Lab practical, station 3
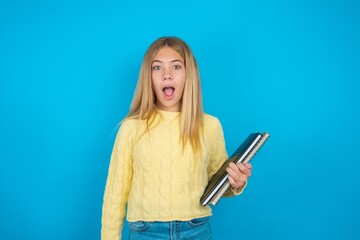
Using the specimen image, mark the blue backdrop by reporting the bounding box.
[1,0,359,239]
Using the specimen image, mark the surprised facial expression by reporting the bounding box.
[151,46,186,112]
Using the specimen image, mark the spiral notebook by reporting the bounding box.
[200,132,270,206]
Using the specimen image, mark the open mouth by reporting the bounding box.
[163,86,175,97]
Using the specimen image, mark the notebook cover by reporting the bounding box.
[200,132,262,206]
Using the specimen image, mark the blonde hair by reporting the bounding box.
[126,36,204,152]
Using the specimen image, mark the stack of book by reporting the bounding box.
[200,132,270,206]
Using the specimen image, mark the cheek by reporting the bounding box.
[152,70,162,80]
[151,74,161,90]
[178,74,186,92]
[151,73,156,84]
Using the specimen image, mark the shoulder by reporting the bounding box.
[203,113,226,150]
[203,113,222,128]
[203,113,224,135]
[120,118,140,129]
[116,118,142,139]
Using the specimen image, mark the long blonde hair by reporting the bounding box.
[126,36,204,152]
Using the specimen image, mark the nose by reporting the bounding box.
[163,67,172,80]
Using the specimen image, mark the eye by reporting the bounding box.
[173,65,182,70]
[152,65,161,70]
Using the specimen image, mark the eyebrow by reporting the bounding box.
[152,59,183,64]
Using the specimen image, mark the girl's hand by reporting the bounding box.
[226,162,252,190]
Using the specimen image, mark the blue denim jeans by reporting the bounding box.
[128,216,212,240]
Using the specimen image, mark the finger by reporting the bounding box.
[226,166,240,179]
[228,175,235,185]
[244,163,252,170]
[226,166,241,186]
[227,175,239,189]
[227,163,241,177]
[229,163,251,181]
[228,162,238,171]
[227,166,247,186]
[229,173,247,188]
[237,163,251,177]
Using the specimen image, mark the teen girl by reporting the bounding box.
[101,37,252,240]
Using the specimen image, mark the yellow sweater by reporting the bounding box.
[101,110,242,240]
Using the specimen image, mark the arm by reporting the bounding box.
[207,118,228,180]
[101,121,134,240]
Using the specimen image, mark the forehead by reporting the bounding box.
[153,46,183,62]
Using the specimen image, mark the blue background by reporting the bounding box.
[1,0,359,239]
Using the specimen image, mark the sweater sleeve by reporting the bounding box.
[101,120,134,240]
[207,117,228,179]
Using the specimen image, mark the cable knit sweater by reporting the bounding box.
[101,110,242,240]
